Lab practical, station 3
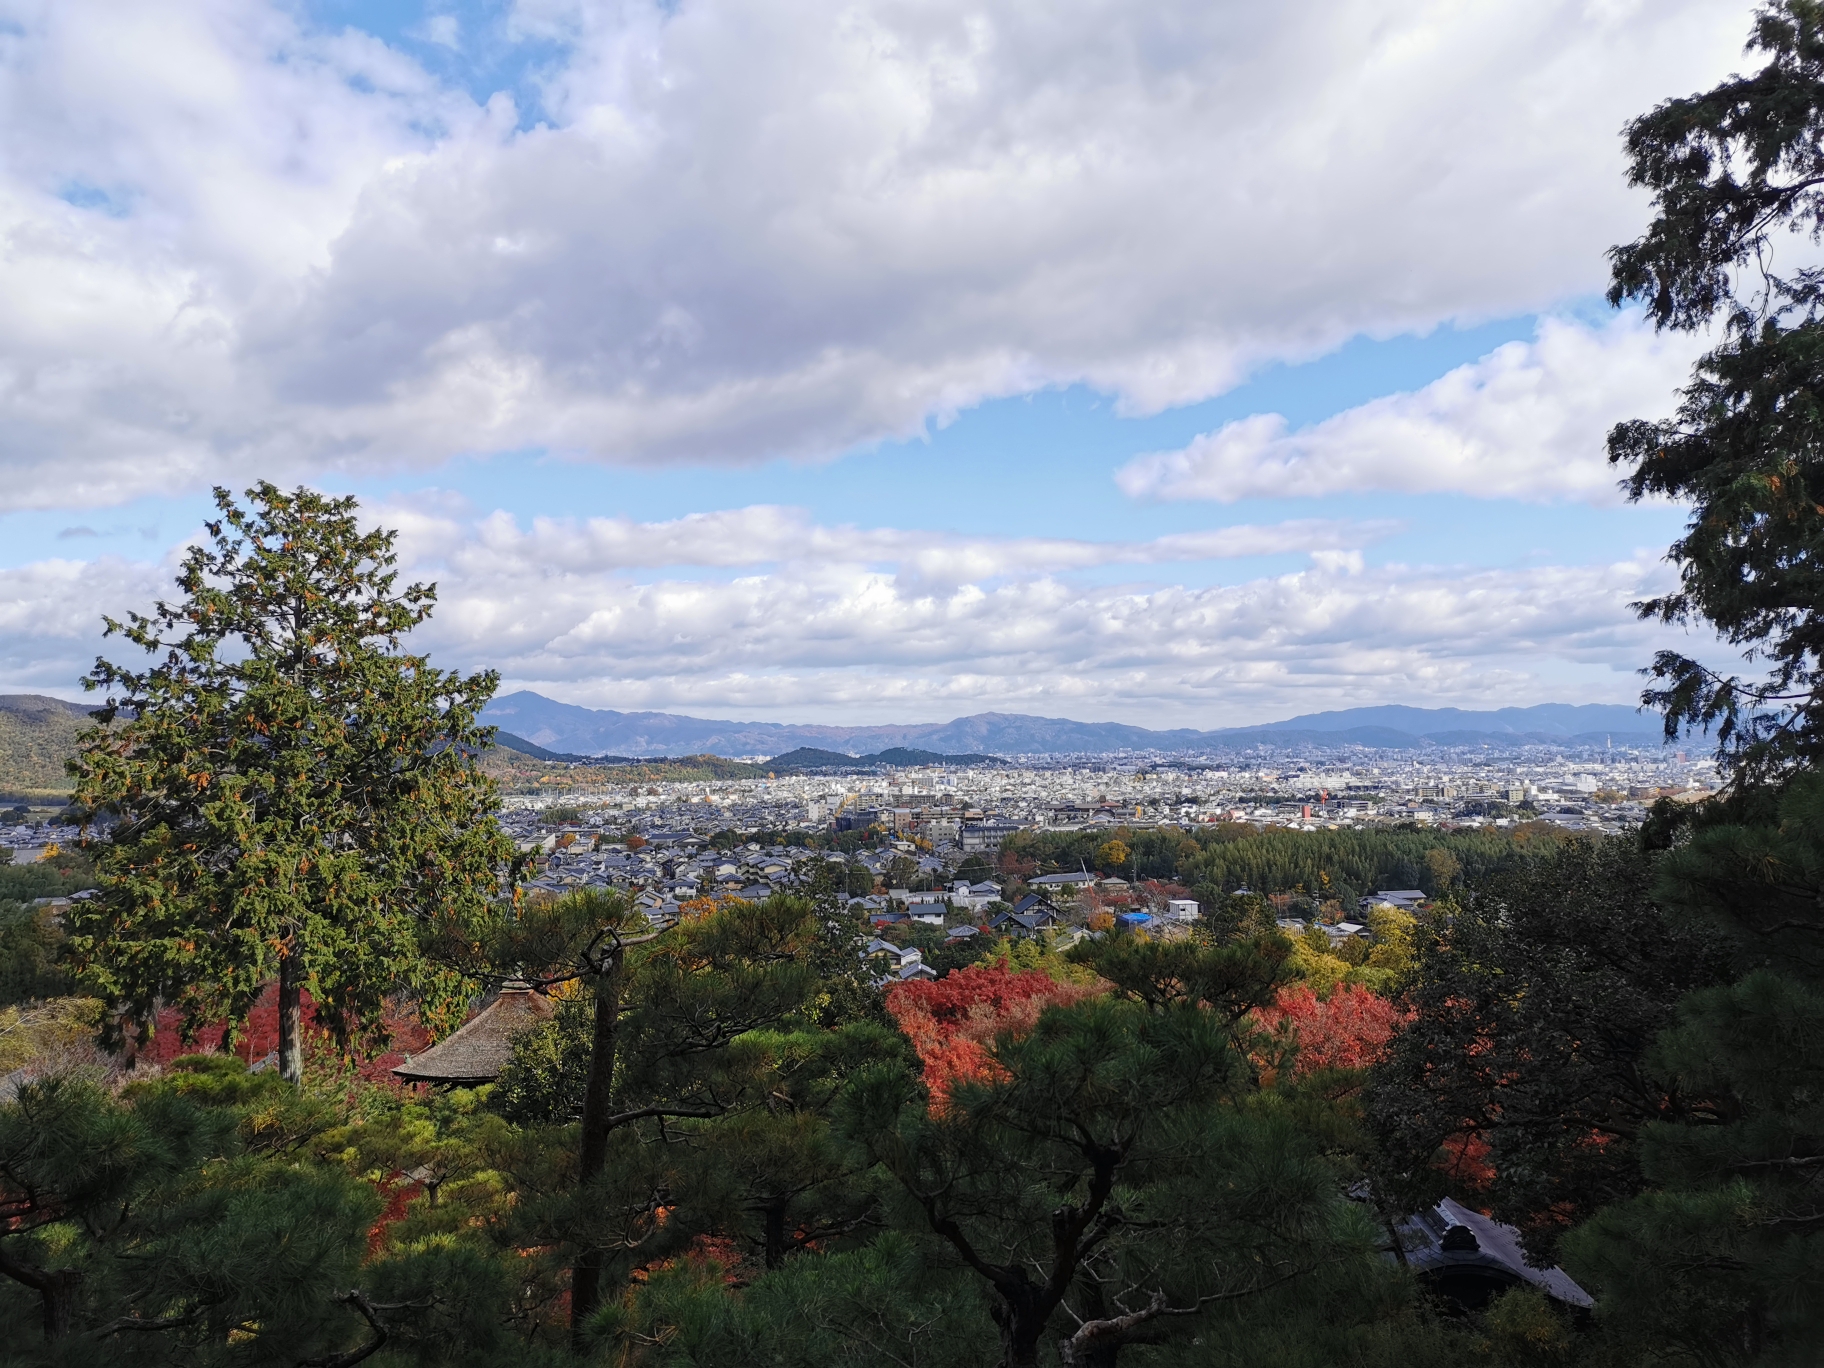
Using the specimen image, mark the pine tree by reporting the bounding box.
[843,936,1350,1368]
[0,1060,380,1359]
[65,483,513,1083]
[487,890,847,1345]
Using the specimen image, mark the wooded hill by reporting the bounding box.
[0,694,91,798]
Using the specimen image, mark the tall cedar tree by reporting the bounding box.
[65,483,513,1083]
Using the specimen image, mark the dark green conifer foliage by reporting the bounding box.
[1366,839,1735,1261]
[843,937,1350,1368]
[487,890,876,1346]
[0,1059,379,1361]
[1606,0,1824,777]
[1561,972,1824,1362]
[65,483,513,1083]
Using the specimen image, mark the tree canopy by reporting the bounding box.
[65,483,512,1083]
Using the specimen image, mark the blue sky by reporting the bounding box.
[0,310,1686,583]
[0,0,1753,725]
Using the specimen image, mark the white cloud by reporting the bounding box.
[1115,315,1708,504]
[0,506,1695,724]
[408,548,1690,725]
[382,504,1398,586]
[0,554,170,692]
[0,0,1753,507]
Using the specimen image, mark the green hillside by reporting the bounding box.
[0,695,92,798]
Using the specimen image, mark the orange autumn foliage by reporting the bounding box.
[1252,983,1406,1076]
[886,965,1102,1107]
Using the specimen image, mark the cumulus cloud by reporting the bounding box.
[407,549,1689,724]
[0,505,1694,723]
[1115,315,1708,505]
[3,492,1707,729]
[0,0,1752,507]
[0,554,170,691]
[380,504,1398,586]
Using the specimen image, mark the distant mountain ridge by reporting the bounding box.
[0,692,1675,796]
[479,691,1669,758]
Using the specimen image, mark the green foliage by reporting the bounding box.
[485,890,889,1340]
[1643,770,1824,980]
[844,861,874,897]
[1560,971,1824,1363]
[65,483,515,1076]
[0,1059,384,1363]
[0,853,97,1009]
[843,987,1367,1368]
[0,695,90,797]
[0,904,71,1005]
[1605,0,1824,775]
[1002,823,1566,913]
[955,854,994,884]
[1368,837,1736,1260]
[610,1231,997,1368]
[0,851,97,905]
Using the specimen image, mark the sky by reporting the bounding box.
[0,0,1765,727]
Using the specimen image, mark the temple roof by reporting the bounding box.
[391,986,555,1085]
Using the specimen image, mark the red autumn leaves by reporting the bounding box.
[886,963,1405,1108]
[885,965,1099,1106]
[1253,983,1405,1074]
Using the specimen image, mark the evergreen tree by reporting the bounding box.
[843,937,1345,1368]
[1366,838,1735,1261]
[1606,0,1824,778]
[488,890,858,1345]
[66,483,512,1083]
[0,1059,380,1360]
[1367,10,1824,1357]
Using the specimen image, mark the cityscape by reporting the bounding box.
[0,1,1817,1362]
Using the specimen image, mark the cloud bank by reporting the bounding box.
[0,0,1749,508]
[0,504,1691,726]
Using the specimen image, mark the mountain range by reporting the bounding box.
[478,692,1671,758]
[0,692,1678,797]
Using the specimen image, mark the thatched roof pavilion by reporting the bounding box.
[391,986,554,1086]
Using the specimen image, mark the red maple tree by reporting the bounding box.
[1252,983,1405,1076]
[886,965,1101,1107]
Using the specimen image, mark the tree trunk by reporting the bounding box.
[569,950,626,1346]
[993,1287,1048,1368]
[0,1247,82,1341]
[762,1197,789,1270]
[39,1267,80,1341]
[278,939,305,1086]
